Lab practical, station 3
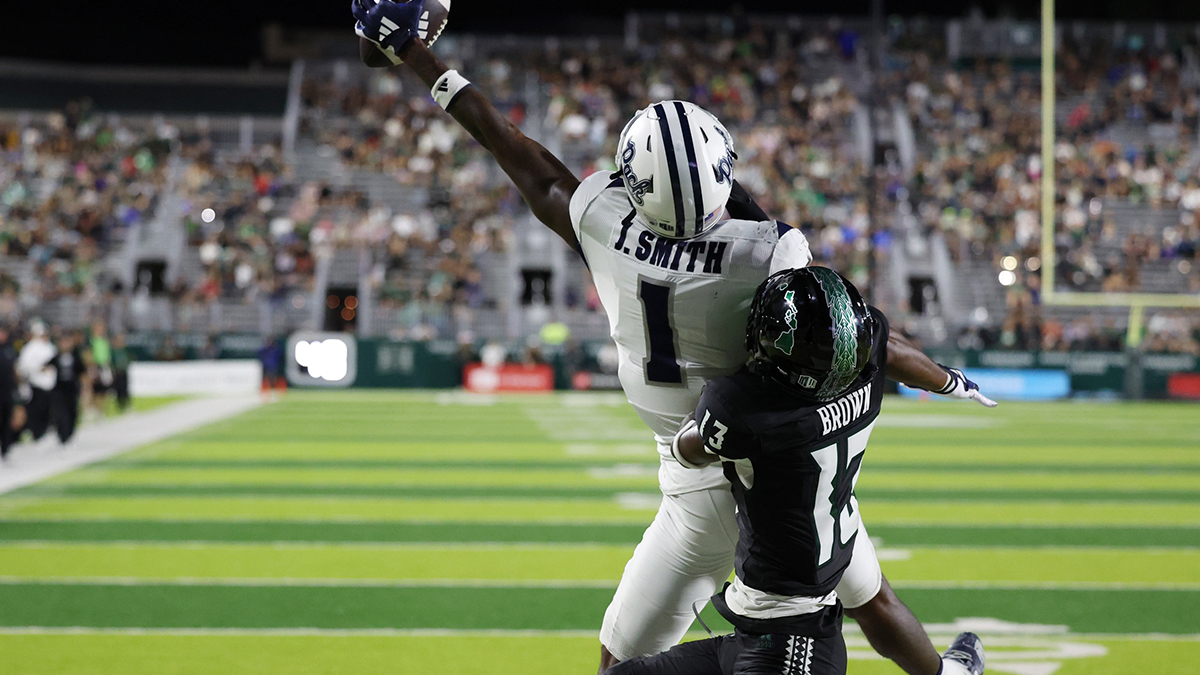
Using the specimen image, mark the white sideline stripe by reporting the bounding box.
[890,580,1200,591]
[0,576,1196,592]
[0,576,619,589]
[0,541,632,551]
[0,627,600,638]
[0,396,264,495]
[0,515,657,525]
[0,627,1197,642]
[0,539,625,548]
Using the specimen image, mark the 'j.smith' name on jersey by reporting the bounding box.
[613,216,730,274]
[816,382,873,436]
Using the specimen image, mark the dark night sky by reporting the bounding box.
[4,0,1200,67]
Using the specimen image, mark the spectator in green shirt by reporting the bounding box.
[88,320,114,418]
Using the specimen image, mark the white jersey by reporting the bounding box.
[570,171,812,493]
[17,337,57,392]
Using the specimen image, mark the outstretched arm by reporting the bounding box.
[887,332,998,407]
[397,39,580,250]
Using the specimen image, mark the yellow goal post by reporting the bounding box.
[1038,0,1200,348]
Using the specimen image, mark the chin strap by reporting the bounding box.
[691,599,715,638]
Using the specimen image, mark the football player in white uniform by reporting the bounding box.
[355,5,997,675]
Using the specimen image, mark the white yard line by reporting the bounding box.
[0,576,621,588]
[0,396,263,495]
[0,575,1195,592]
[0,626,1196,642]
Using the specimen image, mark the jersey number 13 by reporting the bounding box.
[812,423,873,566]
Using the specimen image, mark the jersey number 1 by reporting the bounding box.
[639,279,683,384]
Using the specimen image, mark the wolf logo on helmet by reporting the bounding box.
[712,126,735,185]
[620,141,655,206]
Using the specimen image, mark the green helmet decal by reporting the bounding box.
[773,289,798,355]
[810,268,860,399]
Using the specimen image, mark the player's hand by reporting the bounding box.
[933,365,998,408]
[353,0,426,65]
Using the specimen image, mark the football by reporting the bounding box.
[359,0,452,67]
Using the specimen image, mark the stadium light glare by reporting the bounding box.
[1026,257,1042,272]
[1002,256,1018,271]
[998,270,1017,287]
[201,208,216,223]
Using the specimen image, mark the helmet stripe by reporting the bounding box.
[652,103,686,237]
[673,101,705,234]
[809,268,860,399]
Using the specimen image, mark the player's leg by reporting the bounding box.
[0,399,13,460]
[605,634,737,675]
[844,576,941,675]
[27,389,50,440]
[599,486,739,671]
[838,521,966,675]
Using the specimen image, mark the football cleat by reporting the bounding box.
[942,631,985,675]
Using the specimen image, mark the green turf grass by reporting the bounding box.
[3,392,1200,674]
[19,483,1200,502]
[1,583,1198,634]
[0,543,1196,587]
[5,520,1198,547]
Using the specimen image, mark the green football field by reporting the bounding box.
[0,390,1197,675]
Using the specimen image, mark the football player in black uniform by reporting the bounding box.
[608,267,988,675]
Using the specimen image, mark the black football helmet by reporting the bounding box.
[746,267,877,401]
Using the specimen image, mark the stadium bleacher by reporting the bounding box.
[0,15,1197,354]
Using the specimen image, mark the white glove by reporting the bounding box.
[933,365,998,408]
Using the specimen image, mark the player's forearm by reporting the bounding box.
[397,40,580,243]
[672,425,719,467]
[884,333,951,392]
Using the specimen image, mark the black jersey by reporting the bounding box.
[696,308,889,621]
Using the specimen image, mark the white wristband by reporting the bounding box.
[431,69,471,111]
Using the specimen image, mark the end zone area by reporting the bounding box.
[0,391,1197,674]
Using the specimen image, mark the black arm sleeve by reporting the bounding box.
[869,306,891,371]
[725,180,770,222]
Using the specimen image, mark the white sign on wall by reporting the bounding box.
[129,360,263,397]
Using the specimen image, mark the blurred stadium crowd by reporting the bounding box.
[1,18,1198,355]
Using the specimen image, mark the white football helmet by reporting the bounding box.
[615,100,737,239]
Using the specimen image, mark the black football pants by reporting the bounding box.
[50,386,79,444]
[24,388,51,440]
[606,629,846,675]
[0,398,12,459]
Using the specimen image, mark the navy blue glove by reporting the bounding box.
[932,364,998,407]
[354,0,427,65]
